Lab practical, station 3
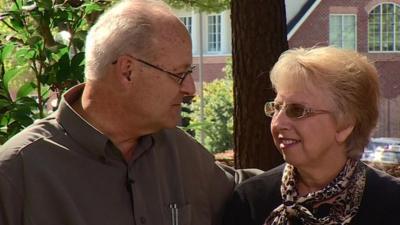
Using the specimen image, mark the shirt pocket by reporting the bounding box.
[165,203,191,225]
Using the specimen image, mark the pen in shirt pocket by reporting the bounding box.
[169,203,179,225]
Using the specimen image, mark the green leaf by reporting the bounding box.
[56,53,71,81]
[1,43,15,60]
[71,52,85,67]
[11,0,21,11]
[16,82,35,98]
[71,52,85,82]
[27,35,42,47]
[3,67,23,92]
[0,99,10,109]
[84,3,103,14]
[40,85,51,99]
[71,37,84,50]
[0,89,10,100]
[16,96,38,107]
[15,48,29,61]
[36,0,53,10]
[165,0,229,13]
[10,112,33,127]
[54,46,69,59]
[0,112,12,126]
[9,16,24,31]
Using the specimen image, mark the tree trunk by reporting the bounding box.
[231,0,288,170]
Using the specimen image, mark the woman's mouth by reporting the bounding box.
[279,138,300,149]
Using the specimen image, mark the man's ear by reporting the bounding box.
[115,55,133,82]
[336,123,355,143]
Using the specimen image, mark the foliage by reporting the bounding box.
[0,0,111,143]
[165,0,229,13]
[183,58,233,153]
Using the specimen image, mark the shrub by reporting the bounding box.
[183,59,233,153]
[0,0,109,143]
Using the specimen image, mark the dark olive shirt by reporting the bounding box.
[0,84,235,225]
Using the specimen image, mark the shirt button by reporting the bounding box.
[140,217,146,224]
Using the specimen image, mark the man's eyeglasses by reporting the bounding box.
[264,101,330,119]
[112,55,195,85]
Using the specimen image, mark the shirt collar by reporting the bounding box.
[55,84,109,158]
[132,135,154,162]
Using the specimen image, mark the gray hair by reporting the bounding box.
[84,0,172,80]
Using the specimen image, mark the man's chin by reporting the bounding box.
[162,118,180,129]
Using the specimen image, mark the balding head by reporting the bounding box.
[84,0,189,80]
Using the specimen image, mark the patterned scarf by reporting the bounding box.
[264,159,366,225]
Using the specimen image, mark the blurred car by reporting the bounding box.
[361,137,400,163]
[371,150,400,165]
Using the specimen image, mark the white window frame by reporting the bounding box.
[207,14,222,53]
[329,14,357,50]
[368,3,400,53]
[179,16,192,36]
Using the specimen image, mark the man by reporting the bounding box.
[0,1,255,225]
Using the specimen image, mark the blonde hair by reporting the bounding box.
[84,0,172,80]
[270,46,380,159]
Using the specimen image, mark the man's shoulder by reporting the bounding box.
[156,127,213,157]
[0,116,61,161]
[158,127,199,143]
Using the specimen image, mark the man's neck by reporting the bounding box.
[71,87,142,161]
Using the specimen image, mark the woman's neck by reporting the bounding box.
[296,156,348,196]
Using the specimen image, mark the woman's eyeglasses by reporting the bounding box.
[264,101,330,119]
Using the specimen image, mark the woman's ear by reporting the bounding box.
[336,123,355,143]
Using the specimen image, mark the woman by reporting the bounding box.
[223,46,400,225]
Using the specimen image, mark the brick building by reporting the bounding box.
[172,1,400,137]
[172,0,308,92]
[288,0,400,137]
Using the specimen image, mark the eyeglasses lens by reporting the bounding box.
[264,102,276,117]
[264,102,307,119]
[286,104,306,118]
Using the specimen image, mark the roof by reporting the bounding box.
[286,0,321,39]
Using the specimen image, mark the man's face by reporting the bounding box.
[126,25,195,132]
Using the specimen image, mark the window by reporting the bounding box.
[368,3,400,52]
[207,15,222,52]
[179,16,192,35]
[329,14,356,50]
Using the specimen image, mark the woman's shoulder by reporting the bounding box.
[362,164,400,205]
[365,164,400,191]
[353,165,400,224]
[223,164,285,225]
[362,164,400,204]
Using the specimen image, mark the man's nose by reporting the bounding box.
[180,74,196,96]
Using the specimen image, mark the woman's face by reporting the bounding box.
[270,84,350,170]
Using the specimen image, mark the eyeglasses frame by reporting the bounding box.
[112,54,195,85]
[264,101,330,119]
